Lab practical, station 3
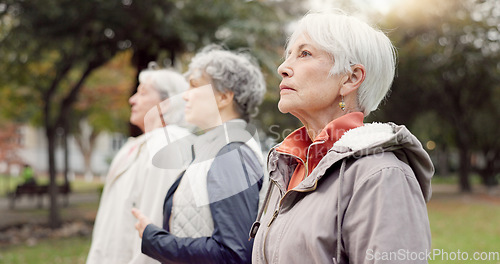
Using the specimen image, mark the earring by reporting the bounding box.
[339,96,346,111]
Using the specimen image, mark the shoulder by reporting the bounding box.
[216,142,256,158]
[207,142,263,203]
[347,152,418,192]
[211,142,262,174]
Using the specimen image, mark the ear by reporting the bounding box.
[340,64,366,96]
[216,90,235,109]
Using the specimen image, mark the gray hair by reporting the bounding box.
[138,67,189,125]
[287,9,397,116]
[185,45,266,122]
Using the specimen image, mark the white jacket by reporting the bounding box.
[86,125,192,264]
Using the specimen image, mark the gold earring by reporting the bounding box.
[339,96,346,111]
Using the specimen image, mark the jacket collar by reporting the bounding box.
[275,112,364,163]
[268,122,434,202]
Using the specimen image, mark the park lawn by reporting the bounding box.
[427,194,500,263]
[0,192,499,263]
[0,236,90,264]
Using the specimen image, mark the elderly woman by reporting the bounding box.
[132,45,266,264]
[87,67,192,264]
[250,10,434,264]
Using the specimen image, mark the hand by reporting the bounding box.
[131,208,152,238]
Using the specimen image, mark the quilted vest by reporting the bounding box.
[169,120,263,238]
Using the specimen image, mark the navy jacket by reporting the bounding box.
[142,142,263,264]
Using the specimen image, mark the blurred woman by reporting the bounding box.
[132,45,266,264]
[250,10,434,264]
[87,67,191,264]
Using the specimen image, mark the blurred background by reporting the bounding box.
[0,0,498,263]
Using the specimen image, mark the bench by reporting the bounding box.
[8,183,71,209]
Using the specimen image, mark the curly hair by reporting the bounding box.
[185,45,266,122]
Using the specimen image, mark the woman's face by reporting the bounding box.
[183,71,223,129]
[129,79,163,132]
[277,34,344,119]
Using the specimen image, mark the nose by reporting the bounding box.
[277,59,292,78]
[182,90,189,102]
[129,92,137,105]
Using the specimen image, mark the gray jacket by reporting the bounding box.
[251,123,434,264]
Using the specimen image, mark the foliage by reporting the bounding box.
[73,51,135,136]
[0,123,23,166]
[0,0,307,228]
[0,0,149,228]
[377,0,500,191]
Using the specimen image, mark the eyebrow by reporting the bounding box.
[287,43,314,56]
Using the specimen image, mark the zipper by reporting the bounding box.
[305,140,325,179]
[261,143,325,263]
[262,180,282,264]
[275,140,325,180]
[267,209,279,227]
[261,178,321,264]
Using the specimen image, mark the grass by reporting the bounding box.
[0,236,90,264]
[0,186,498,263]
[431,173,484,185]
[427,194,500,263]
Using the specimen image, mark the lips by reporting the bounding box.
[280,84,295,90]
[279,84,296,92]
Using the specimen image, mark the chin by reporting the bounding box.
[130,117,139,127]
[185,117,199,128]
[277,101,292,114]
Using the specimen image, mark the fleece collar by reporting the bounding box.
[275,112,364,163]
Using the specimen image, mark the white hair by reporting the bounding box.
[287,9,397,116]
[185,45,266,122]
[138,68,188,125]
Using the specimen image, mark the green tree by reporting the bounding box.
[0,0,304,228]
[379,0,500,191]
[71,51,135,178]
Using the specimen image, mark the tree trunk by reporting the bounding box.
[458,146,472,193]
[63,127,69,186]
[46,126,62,229]
[74,121,99,181]
[437,146,450,177]
[480,150,499,187]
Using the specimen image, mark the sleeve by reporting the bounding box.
[342,166,432,264]
[141,143,263,264]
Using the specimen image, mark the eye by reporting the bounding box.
[189,80,200,89]
[299,50,311,57]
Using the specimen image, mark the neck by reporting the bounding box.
[219,106,242,123]
[294,109,361,141]
[302,119,331,141]
[291,110,341,141]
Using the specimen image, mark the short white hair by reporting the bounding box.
[287,9,396,116]
[139,68,188,125]
[185,45,266,122]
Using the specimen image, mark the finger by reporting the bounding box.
[135,222,143,238]
[131,208,141,219]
